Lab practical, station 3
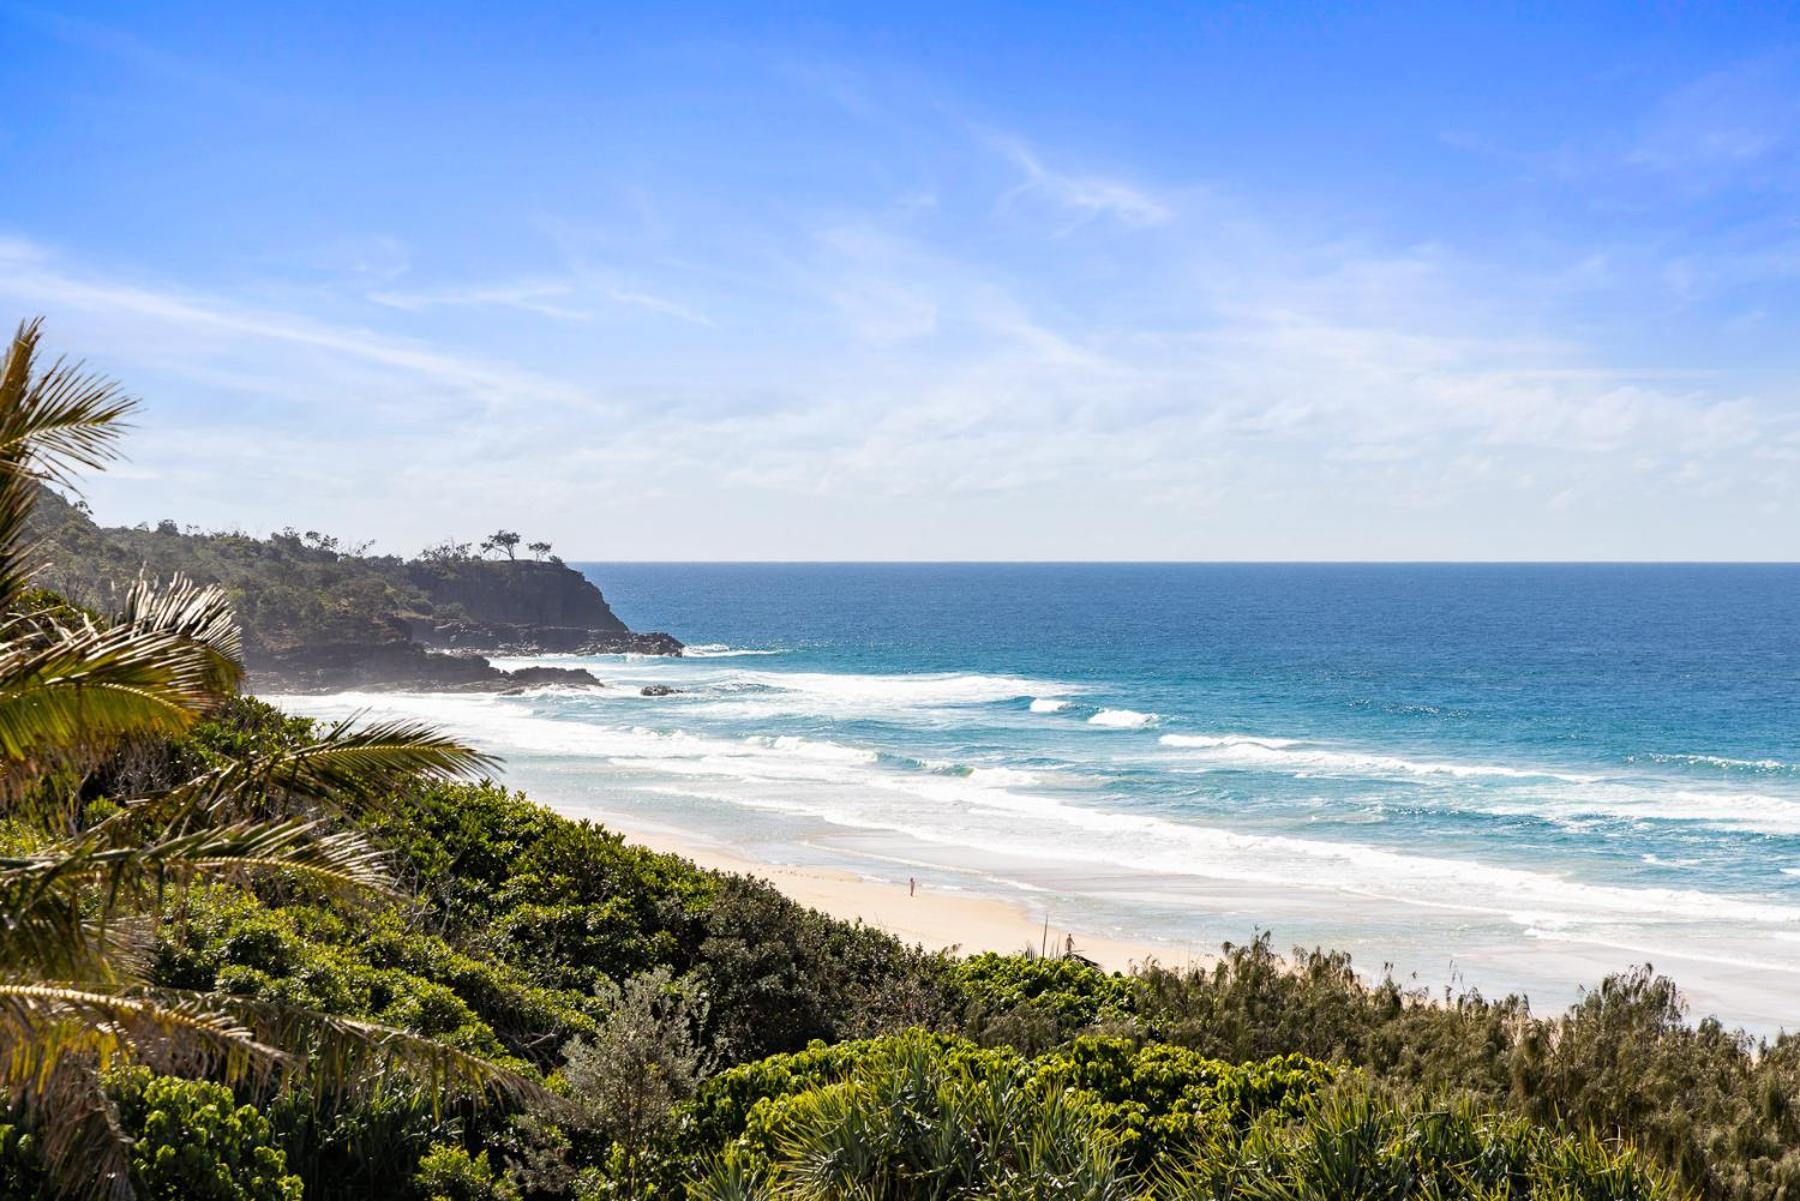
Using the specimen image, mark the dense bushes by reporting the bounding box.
[672,1030,1334,1180]
[1134,937,1800,1200]
[366,777,960,1063]
[954,952,1137,1052]
[1152,1090,1679,1201]
[0,1070,303,1201]
[675,1032,1671,1201]
[111,1070,305,1201]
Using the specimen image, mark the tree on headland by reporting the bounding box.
[0,318,538,1198]
[527,539,552,561]
[481,529,521,561]
[419,538,476,564]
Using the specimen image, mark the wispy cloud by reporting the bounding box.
[369,277,713,325]
[1628,52,1800,174]
[0,239,596,413]
[985,132,1172,229]
[368,280,595,322]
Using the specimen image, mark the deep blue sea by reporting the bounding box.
[284,564,1800,1029]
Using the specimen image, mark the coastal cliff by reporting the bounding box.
[29,488,682,691]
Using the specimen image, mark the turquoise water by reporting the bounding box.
[284,564,1800,1029]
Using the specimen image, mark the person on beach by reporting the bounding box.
[909,876,916,897]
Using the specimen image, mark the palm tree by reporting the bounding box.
[0,318,541,1199]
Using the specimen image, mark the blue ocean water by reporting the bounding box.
[285,564,1800,1028]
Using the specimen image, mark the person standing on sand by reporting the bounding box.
[909,876,916,897]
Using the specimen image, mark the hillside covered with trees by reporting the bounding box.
[26,486,680,690]
[4,319,1798,1200]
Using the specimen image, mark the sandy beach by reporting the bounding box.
[594,813,1204,975]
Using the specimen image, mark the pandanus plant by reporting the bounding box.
[0,318,538,1198]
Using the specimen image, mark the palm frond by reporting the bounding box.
[0,820,394,981]
[0,983,288,1201]
[0,319,136,484]
[0,320,531,1200]
[0,319,135,608]
[32,1055,131,1201]
[0,983,284,1083]
[0,618,234,797]
[0,983,551,1201]
[166,716,492,823]
[218,995,554,1112]
[117,573,243,697]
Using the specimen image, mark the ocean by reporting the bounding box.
[278,563,1800,1031]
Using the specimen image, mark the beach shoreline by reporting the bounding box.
[582,810,1206,975]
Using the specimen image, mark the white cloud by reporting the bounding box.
[1628,53,1800,173]
[987,133,1172,229]
[368,277,712,326]
[0,240,596,414]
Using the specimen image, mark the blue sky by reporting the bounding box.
[2,2,1798,559]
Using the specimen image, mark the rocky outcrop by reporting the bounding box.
[397,559,685,669]
[411,620,684,657]
[247,641,601,693]
[406,560,629,632]
[246,562,682,692]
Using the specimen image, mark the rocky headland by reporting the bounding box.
[30,488,682,692]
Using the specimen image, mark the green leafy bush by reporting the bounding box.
[669,1029,1335,1187]
[956,953,1137,1027]
[1031,1039,1331,1166]
[413,1143,519,1201]
[1154,1088,1678,1200]
[1136,935,1800,1200]
[110,1069,303,1201]
[683,1035,1672,1201]
[367,778,959,1064]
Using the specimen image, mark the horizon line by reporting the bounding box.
[558,558,1800,567]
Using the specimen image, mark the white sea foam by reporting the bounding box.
[965,765,1046,787]
[1029,698,1071,713]
[270,688,1800,979]
[749,734,880,765]
[1634,752,1793,774]
[1089,708,1157,728]
[707,670,1069,714]
[1161,734,1299,750]
[1490,788,1800,837]
[1158,733,1594,782]
[681,644,786,658]
[479,660,1072,717]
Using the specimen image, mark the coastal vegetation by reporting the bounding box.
[1,317,1795,1198]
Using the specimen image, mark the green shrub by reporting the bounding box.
[670,1029,1335,1186]
[956,953,1137,1029]
[1032,1038,1332,1166]
[110,1068,303,1201]
[684,1038,1675,1201]
[1153,1087,1678,1200]
[413,1143,519,1201]
[730,1034,1125,1201]
[1136,935,1800,1200]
